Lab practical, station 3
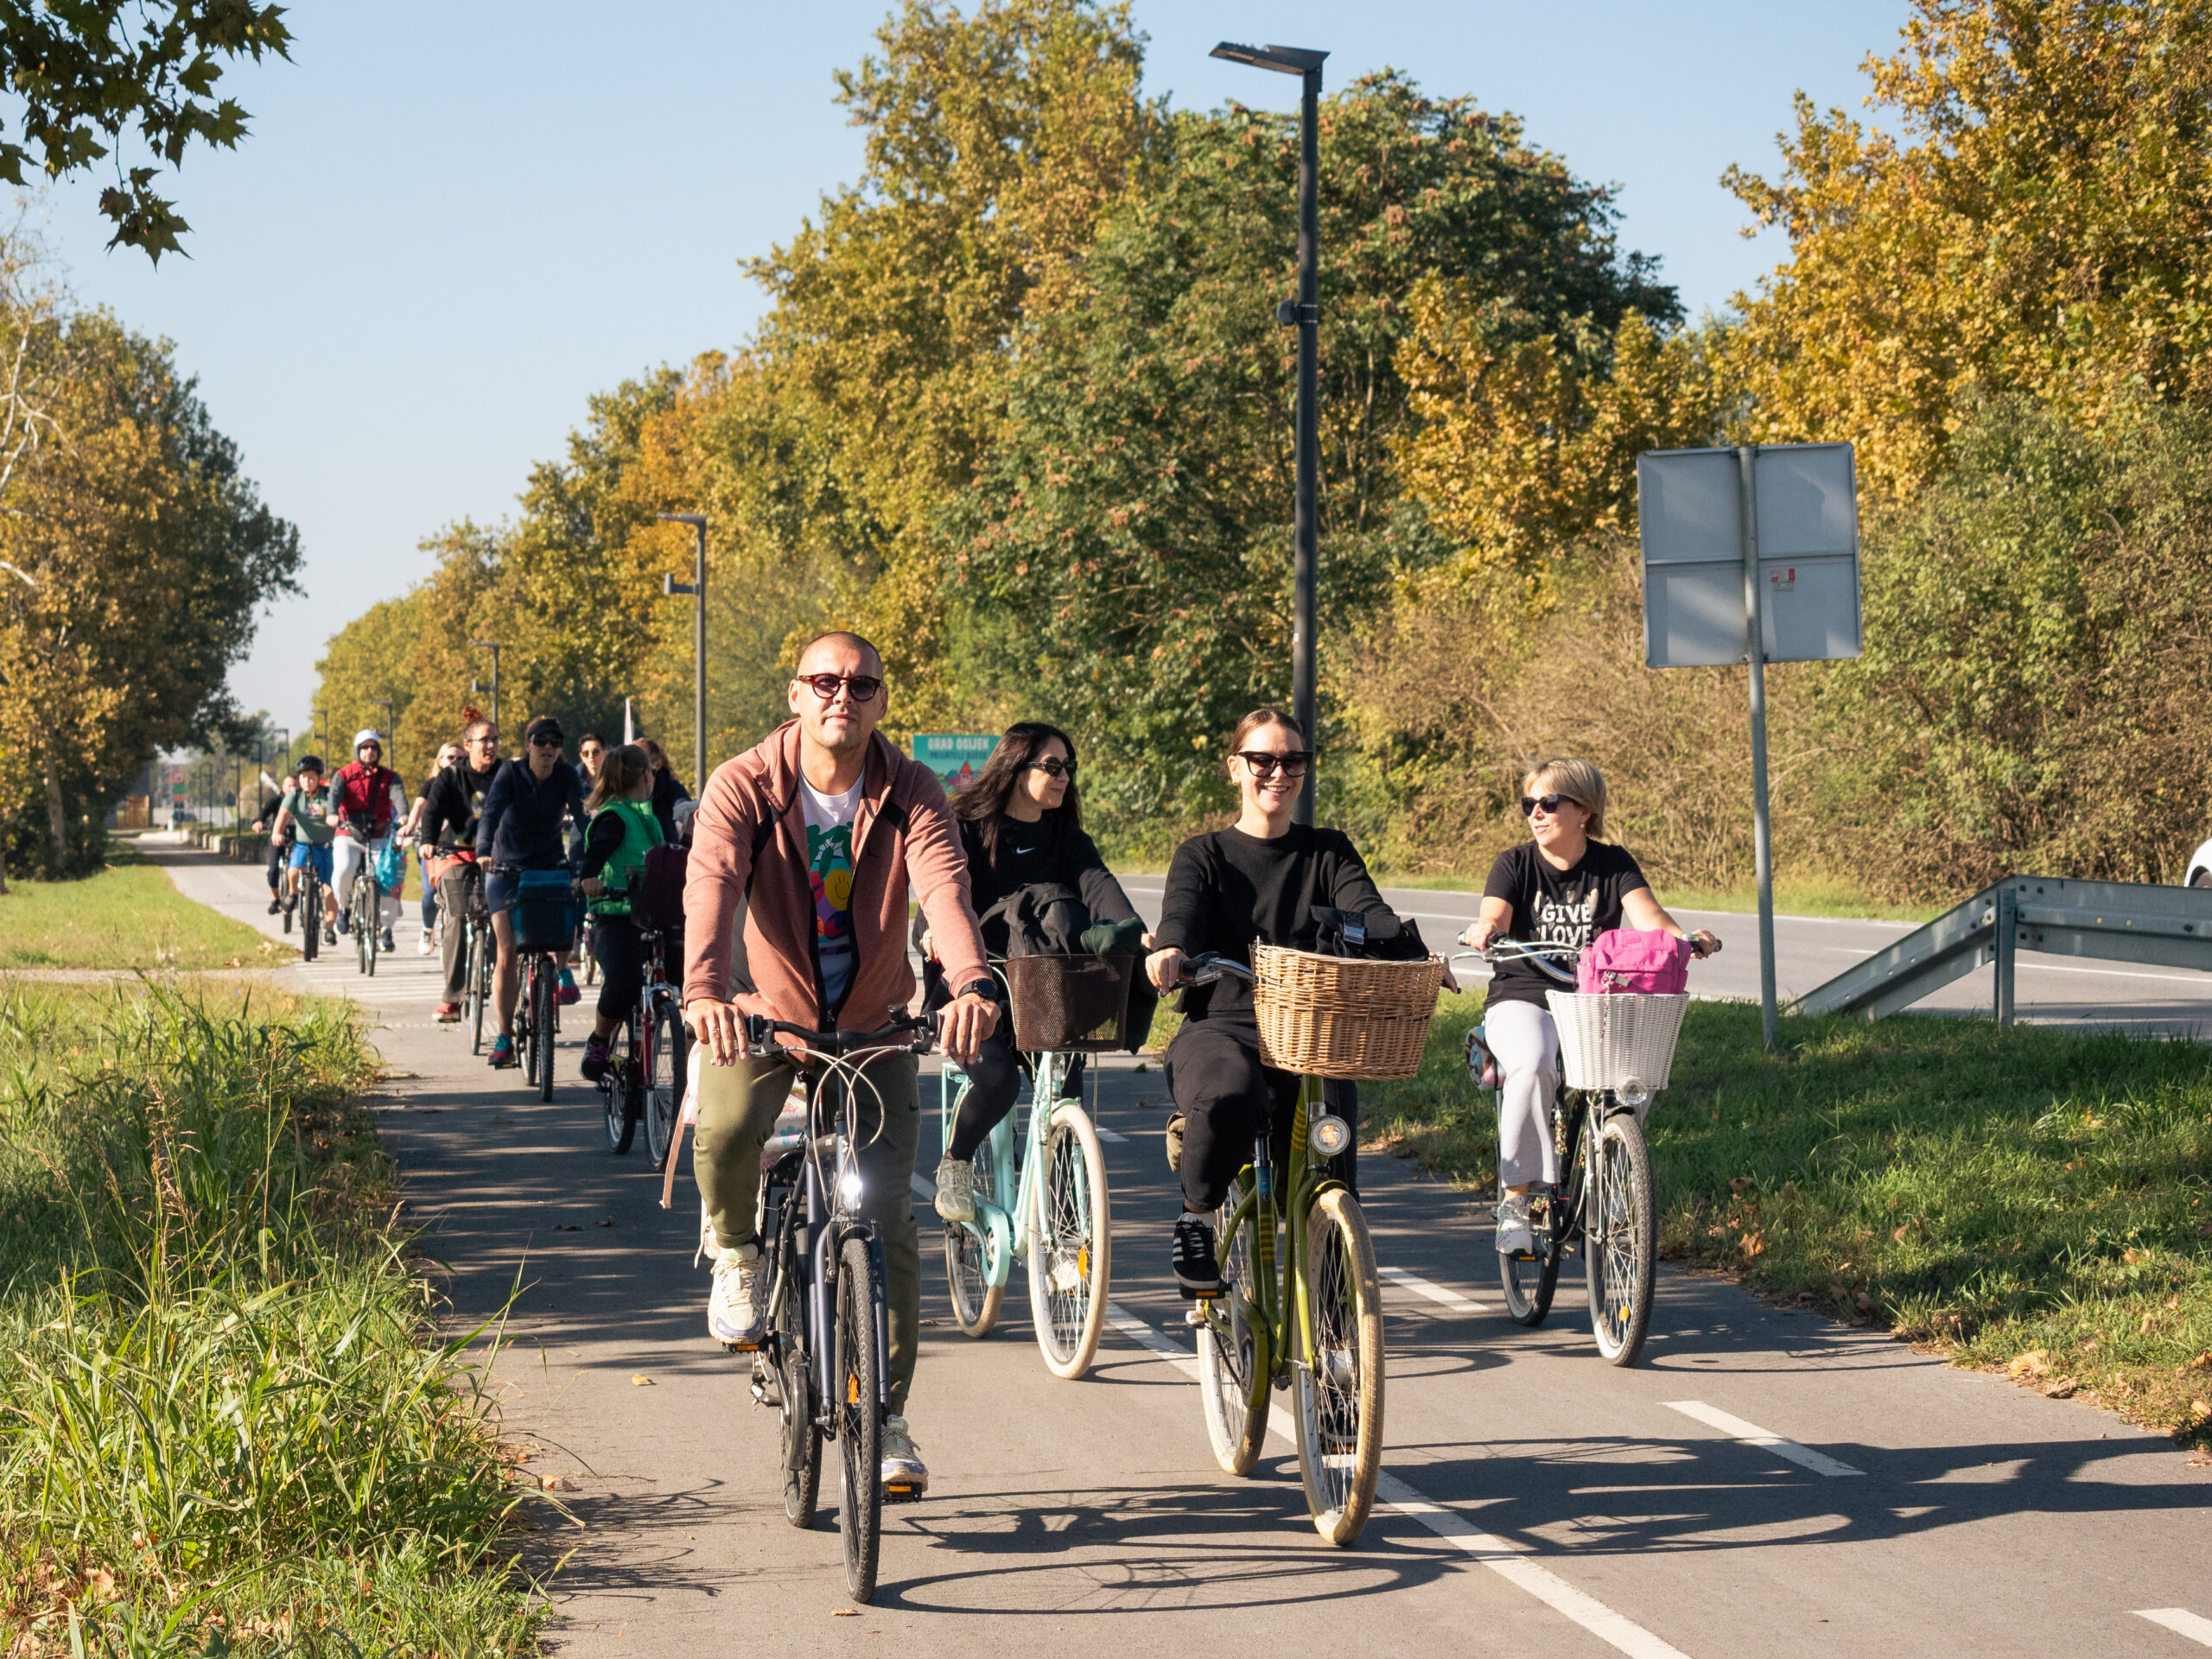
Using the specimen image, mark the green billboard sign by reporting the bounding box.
[911,733,999,795]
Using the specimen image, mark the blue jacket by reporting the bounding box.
[478,757,585,869]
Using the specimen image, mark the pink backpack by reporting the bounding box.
[1577,928,1690,995]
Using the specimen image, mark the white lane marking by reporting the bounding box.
[1379,1264,1491,1313]
[2138,1610,2212,1646]
[1093,1125,1129,1143]
[1105,1304,1691,1658]
[1661,1401,1865,1478]
[912,1171,936,1199]
[1375,1474,1691,1659]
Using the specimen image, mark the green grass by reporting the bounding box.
[0,849,289,971]
[0,982,542,1654]
[1363,994,2212,1448]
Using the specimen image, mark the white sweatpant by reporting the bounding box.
[332,836,403,929]
[1484,998,1559,1189]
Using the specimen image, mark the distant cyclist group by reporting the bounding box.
[264,627,1723,1599]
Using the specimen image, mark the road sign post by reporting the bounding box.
[1638,441,1862,1050]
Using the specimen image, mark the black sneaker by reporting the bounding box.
[265,899,280,915]
[1172,1213,1224,1299]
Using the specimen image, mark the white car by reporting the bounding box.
[2188,837,2212,887]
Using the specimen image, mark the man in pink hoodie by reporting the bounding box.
[684,631,1000,1496]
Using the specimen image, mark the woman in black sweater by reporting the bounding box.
[924,721,1144,1224]
[1145,707,1436,1297]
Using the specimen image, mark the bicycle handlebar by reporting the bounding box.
[1174,951,1254,988]
[742,1013,938,1058]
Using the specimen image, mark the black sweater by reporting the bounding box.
[915,813,1139,999]
[1154,823,1411,1020]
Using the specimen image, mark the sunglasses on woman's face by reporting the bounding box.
[1520,794,1578,817]
[797,672,883,702]
[1237,750,1313,779]
[1024,757,1077,779]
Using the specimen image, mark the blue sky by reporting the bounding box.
[22,1,1914,733]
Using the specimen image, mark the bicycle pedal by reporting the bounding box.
[885,1482,925,1503]
[720,1338,764,1354]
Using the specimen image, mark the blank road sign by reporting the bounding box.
[1637,442,1861,669]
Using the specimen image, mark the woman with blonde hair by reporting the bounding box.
[1459,758,1717,1257]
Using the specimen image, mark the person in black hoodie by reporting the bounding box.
[1145,707,1443,1297]
[920,721,1147,1224]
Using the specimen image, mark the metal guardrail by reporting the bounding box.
[1790,874,2212,1023]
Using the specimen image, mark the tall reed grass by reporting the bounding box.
[0,983,539,1656]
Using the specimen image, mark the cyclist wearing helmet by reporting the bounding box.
[477,716,587,1068]
[271,757,339,939]
[1458,757,1715,1256]
[331,730,406,953]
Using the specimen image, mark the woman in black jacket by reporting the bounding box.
[923,721,1146,1224]
[1145,707,1440,1297]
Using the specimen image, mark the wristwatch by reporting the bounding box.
[955,980,996,1002]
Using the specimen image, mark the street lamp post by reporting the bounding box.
[471,642,502,747]
[1211,40,1327,823]
[657,512,709,794]
[379,697,397,765]
[312,707,327,768]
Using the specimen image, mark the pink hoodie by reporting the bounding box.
[683,721,990,1030]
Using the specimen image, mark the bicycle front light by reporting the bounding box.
[1311,1113,1351,1159]
[839,1169,864,1207]
[1618,1077,1652,1111]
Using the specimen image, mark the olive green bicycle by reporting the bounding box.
[1176,950,1385,1546]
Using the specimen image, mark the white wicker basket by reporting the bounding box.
[1545,991,1689,1095]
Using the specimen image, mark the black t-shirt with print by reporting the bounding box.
[419,762,499,854]
[1481,840,1649,1008]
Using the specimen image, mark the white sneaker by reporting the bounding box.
[708,1243,762,1348]
[881,1415,928,1496]
[1495,1192,1535,1256]
[933,1156,976,1224]
[416,931,435,956]
[696,1198,723,1268]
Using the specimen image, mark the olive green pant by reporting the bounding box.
[692,1050,923,1415]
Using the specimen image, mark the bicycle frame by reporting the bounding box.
[1203,1073,1342,1399]
[937,1048,1080,1290]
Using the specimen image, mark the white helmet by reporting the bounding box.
[353,728,383,752]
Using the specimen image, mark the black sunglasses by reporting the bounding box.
[797,672,883,702]
[1024,757,1077,779]
[530,736,563,749]
[1236,750,1313,779]
[1520,794,1580,817]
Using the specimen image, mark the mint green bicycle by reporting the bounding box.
[939,1045,1112,1379]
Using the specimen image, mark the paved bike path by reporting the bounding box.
[156,842,2212,1656]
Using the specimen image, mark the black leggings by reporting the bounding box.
[590,915,645,1023]
[945,1030,1093,1160]
[947,1028,1022,1160]
[264,838,287,892]
[1164,1016,1358,1212]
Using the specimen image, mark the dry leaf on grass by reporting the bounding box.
[540,1474,578,1492]
[2008,1350,2051,1378]
[2043,1377,2078,1399]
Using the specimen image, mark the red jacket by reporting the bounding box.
[332,762,400,835]
[683,723,989,1032]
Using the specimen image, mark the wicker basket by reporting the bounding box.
[1005,953,1135,1052]
[1544,991,1689,1094]
[1249,945,1445,1080]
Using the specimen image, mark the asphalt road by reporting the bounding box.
[156,842,2212,1657]
[1118,877,2212,1038]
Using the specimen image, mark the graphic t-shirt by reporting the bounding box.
[801,776,862,1008]
[282,785,336,848]
[1481,840,1649,1009]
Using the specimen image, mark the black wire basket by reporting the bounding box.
[1004,953,1136,1052]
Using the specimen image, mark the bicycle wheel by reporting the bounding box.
[470,924,491,1054]
[359,876,379,976]
[1197,1181,1270,1476]
[533,961,558,1102]
[645,994,684,1170]
[1497,1187,1562,1326]
[834,1233,884,1604]
[776,1266,820,1529]
[603,1012,638,1153]
[1027,1101,1110,1379]
[943,1121,1005,1338]
[301,877,319,961]
[1586,1109,1656,1367]
[1296,1185,1385,1545]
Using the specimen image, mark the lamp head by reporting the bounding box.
[1210,41,1328,75]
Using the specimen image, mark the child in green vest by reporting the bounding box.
[577,743,666,1082]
